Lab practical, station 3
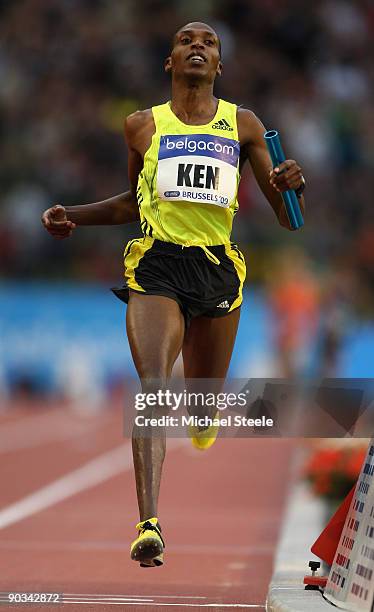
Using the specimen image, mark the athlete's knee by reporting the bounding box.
[132,379,171,437]
[136,377,172,418]
[141,377,168,396]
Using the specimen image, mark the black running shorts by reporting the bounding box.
[111,236,246,327]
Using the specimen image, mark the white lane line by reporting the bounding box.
[0,594,264,608]
[0,604,264,609]
[0,444,131,530]
[63,598,153,603]
[63,594,206,600]
[0,439,185,531]
[0,599,154,604]
[59,602,265,608]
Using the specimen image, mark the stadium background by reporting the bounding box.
[1,0,374,403]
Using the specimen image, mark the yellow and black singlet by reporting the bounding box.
[137,98,241,247]
[112,98,246,325]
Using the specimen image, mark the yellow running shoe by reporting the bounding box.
[130,517,164,567]
[188,411,220,450]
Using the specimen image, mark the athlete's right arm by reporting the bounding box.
[41,192,139,239]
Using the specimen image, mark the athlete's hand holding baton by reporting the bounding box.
[265,130,305,230]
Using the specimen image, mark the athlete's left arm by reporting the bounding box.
[238,108,305,230]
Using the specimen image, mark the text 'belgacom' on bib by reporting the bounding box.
[157,134,240,208]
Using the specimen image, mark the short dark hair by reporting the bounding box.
[171,23,222,57]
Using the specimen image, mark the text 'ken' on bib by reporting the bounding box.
[157,134,240,208]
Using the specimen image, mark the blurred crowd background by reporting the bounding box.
[1,0,373,401]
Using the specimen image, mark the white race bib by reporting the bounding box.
[157,134,240,208]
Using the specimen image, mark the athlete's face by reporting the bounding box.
[165,24,222,81]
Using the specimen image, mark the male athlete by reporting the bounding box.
[42,22,305,567]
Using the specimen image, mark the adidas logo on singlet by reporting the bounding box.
[212,118,234,131]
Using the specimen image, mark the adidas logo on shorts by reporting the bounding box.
[212,118,234,131]
[217,300,230,309]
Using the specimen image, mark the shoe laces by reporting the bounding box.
[138,519,165,547]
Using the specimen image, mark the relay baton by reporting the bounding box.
[264,130,304,230]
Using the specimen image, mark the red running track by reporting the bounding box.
[0,401,296,611]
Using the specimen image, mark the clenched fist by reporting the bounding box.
[41,205,76,239]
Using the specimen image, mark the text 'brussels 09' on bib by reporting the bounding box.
[157,134,240,208]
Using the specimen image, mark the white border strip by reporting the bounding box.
[60,603,265,609]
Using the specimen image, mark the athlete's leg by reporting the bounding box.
[182,308,240,425]
[127,292,184,520]
[183,308,240,379]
